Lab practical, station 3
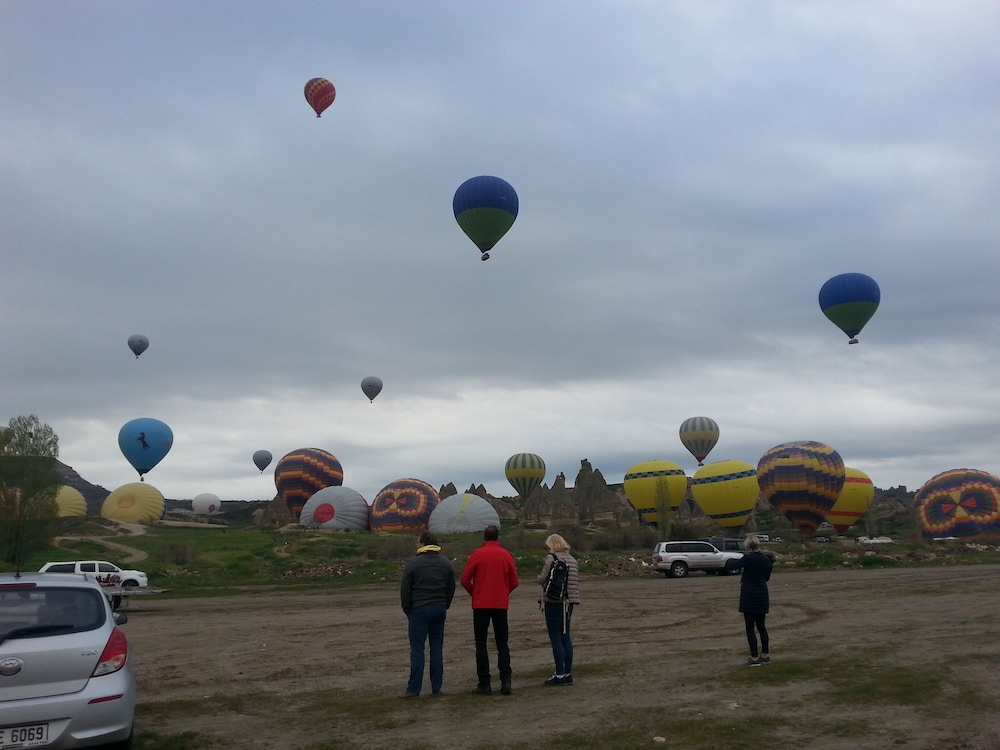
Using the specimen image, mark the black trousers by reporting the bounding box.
[743,612,769,657]
[472,608,511,684]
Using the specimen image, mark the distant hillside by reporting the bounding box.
[56,460,110,516]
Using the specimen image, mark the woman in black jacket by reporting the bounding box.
[724,534,773,666]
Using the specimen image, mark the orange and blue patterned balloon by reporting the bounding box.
[505,453,546,499]
[370,478,440,533]
[679,416,720,466]
[915,469,1000,539]
[274,448,344,521]
[453,175,518,261]
[757,441,845,536]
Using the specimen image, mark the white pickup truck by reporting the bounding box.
[38,560,149,609]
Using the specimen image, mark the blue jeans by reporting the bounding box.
[543,602,574,675]
[407,604,447,694]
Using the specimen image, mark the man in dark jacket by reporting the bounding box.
[400,531,456,698]
[460,525,519,695]
[724,534,774,666]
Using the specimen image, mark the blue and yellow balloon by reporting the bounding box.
[691,460,759,530]
[819,273,880,344]
[505,453,546,499]
[453,175,518,261]
[679,417,719,466]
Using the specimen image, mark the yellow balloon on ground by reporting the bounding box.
[102,482,164,524]
[623,460,688,527]
[826,467,874,533]
[691,460,759,529]
[54,486,87,517]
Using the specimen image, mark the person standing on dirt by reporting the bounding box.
[724,533,774,666]
[536,533,581,686]
[460,524,519,696]
[399,531,456,698]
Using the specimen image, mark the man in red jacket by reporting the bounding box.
[460,525,519,695]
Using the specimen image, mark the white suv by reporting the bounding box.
[651,540,744,578]
[0,572,136,748]
[39,561,148,590]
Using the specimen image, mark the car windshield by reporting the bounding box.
[0,586,105,642]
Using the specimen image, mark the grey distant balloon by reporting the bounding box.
[252,449,272,473]
[361,376,383,402]
[127,334,149,358]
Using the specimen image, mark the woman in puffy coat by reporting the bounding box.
[536,534,581,686]
[724,534,774,666]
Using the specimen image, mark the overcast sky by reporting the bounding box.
[3,1,999,504]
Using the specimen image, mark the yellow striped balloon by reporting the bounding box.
[55,486,87,517]
[679,417,720,466]
[757,441,844,536]
[691,460,759,529]
[825,467,874,533]
[623,460,688,527]
[505,453,546,499]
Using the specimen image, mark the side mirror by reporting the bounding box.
[113,611,129,626]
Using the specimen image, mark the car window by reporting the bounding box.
[97,562,118,573]
[79,562,96,573]
[45,563,74,573]
[1,587,104,634]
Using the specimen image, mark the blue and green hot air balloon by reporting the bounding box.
[453,175,519,261]
[819,273,880,344]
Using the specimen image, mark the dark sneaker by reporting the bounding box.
[398,691,420,699]
[544,675,569,686]
[431,690,445,696]
[757,656,771,665]
[743,657,761,667]
[471,684,492,695]
[564,674,573,685]
[500,681,512,695]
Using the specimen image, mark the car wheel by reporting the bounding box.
[122,580,139,590]
[669,561,688,578]
[110,595,123,610]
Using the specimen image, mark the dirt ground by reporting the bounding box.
[121,562,1000,750]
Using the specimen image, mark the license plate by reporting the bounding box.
[0,723,48,748]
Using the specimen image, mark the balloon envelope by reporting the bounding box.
[504,453,546,499]
[825,467,874,533]
[55,486,87,518]
[915,469,1000,539]
[819,273,880,344]
[299,486,369,530]
[274,448,344,521]
[453,175,518,260]
[192,493,222,515]
[304,77,336,117]
[118,418,173,479]
[679,417,720,466]
[127,334,149,358]
[428,493,500,535]
[102,482,164,524]
[623,460,688,527]
[370,478,439,533]
[252,450,272,473]
[757,441,845,536]
[691,460,759,529]
[361,376,383,402]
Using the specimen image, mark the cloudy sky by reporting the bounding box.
[3,1,998,504]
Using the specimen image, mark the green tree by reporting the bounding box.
[0,415,61,568]
[653,478,675,538]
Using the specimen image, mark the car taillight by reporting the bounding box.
[92,627,128,676]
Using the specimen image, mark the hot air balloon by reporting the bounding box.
[304,77,336,117]
[54,486,87,518]
[370,478,439,533]
[825,467,874,533]
[192,493,222,515]
[757,441,845,536]
[127,334,149,358]
[101,482,164,524]
[915,469,1000,539]
[623,460,688,528]
[504,453,546,499]
[819,273,880,344]
[252,450,272,473]
[453,175,519,261]
[298,486,369,530]
[691,460,759,530]
[428,492,501,535]
[274,448,344,521]
[679,417,720,466]
[361,376,383,403]
[118,418,173,480]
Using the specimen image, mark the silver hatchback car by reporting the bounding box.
[0,572,135,749]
